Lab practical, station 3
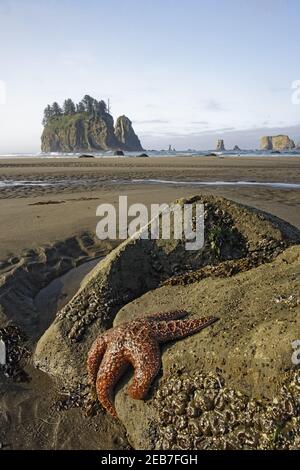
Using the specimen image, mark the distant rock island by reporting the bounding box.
[215,140,242,152]
[260,135,295,151]
[216,139,225,151]
[41,95,143,152]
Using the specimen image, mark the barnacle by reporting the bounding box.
[153,369,300,450]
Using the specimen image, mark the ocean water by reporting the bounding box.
[0,178,97,188]
[0,180,51,188]
[1,178,299,190]
[132,179,300,189]
[0,149,300,159]
[1,150,299,190]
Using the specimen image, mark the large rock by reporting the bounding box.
[41,113,143,153]
[34,196,300,387]
[114,116,143,152]
[113,244,300,449]
[260,135,295,151]
[216,139,225,151]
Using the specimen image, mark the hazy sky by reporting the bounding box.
[0,0,300,152]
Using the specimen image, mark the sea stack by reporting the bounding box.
[114,116,143,152]
[233,145,241,151]
[41,96,143,153]
[216,139,225,151]
[260,135,295,151]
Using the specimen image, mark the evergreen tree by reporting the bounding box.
[76,102,85,113]
[51,102,62,117]
[82,95,94,115]
[98,100,107,115]
[63,98,76,115]
[43,96,109,124]
[42,104,52,125]
[92,99,107,118]
[93,101,101,118]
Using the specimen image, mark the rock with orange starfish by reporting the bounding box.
[87,310,218,417]
[34,196,300,386]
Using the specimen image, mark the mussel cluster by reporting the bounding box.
[153,370,300,450]
[0,324,30,382]
[59,285,126,342]
[55,383,101,417]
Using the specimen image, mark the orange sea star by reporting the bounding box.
[87,310,218,417]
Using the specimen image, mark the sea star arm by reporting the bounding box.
[87,335,107,384]
[153,316,218,343]
[96,351,129,418]
[144,310,189,321]
[126,338,161,400]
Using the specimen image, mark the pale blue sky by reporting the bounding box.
[0,0,299,152]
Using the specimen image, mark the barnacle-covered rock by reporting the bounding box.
[152,370,300,450]
[0,324,30,382]
[34,197,300,386]
[112,242,300,448]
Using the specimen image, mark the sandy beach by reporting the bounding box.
[0,155,300,450]
[0,156,300,259]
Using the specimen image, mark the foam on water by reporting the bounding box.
[0,150,300,159]
[131,179,300,189]
[0,180,52,188]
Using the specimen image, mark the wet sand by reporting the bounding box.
[0,256,129,450]
[0,156,300,259]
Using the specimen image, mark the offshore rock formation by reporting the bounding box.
[233,145,241,151]
[114,116,143,152]
[216,139,225,151]
[260,135,295,151]
[41,113,143,153]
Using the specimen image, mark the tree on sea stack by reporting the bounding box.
[42,104,53,125]
[94,99,107,117]
[63,98,76,115]
[51,102,62,117]
[82,95,95,115]
[76,102,85,113]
